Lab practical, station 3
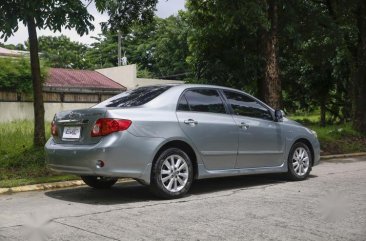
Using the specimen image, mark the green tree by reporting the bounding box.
[186,0,267,93]
[123,15,190,78]
[86,32,119,69]
[96,0,158,33]
[0,0,94,146]
[0,58,47,92]
[0,42,26,50]
[279,0,346,126]
[279,0,365,130]
[152,14,191,79]
[323,0,366,133]
[86,15,190,79]
[36,35,90,69]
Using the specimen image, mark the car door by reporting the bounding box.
[176,88,238,170]
[222,90,285,168]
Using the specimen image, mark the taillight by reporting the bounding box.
[91,118,132,137]
[51,121,58,137]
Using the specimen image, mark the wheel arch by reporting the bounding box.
[152,140,198,179]
[293,138,315,166]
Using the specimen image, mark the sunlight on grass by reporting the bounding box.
[0,120,78,188]
[288,114,366,154]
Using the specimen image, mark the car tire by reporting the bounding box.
[287,142,312,181]
[81,176,118,189]
[150,147,194,199]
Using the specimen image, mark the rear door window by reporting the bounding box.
[178,89,226,114]
[177,95,190,111]
[95,86,171,108]
[223,90,273,120]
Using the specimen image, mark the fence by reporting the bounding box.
[0,90,116,103]
[0,90,120,122]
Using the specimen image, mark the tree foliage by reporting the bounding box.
[0,1,94,41]
[85,14,190,78]
[36,35,90,69]
[95,0,158,34]
[0,58,47,92]
[185,0,268,92]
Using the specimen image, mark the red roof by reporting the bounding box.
[44,68,126,90]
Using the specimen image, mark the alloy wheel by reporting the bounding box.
[292,147,310,176]
[160,154,189,192]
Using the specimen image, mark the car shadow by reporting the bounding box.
[45,173,318,205]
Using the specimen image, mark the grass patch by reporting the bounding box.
[0,175,77,188]
[288,115,366,155]
[0,120,78,188]
[288,113,320,124]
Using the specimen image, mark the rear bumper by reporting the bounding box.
[45,132,164,184]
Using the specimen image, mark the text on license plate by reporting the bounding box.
[63,126,81,139]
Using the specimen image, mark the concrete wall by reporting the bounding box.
[96,64,184,90]
[136,78,184,87]
[0,102,94,122]
[96,64,137,89]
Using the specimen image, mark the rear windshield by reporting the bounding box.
[94,86,171,108]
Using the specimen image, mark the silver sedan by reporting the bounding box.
[45,84,320,198]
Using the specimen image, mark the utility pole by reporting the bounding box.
[118,30,122,66]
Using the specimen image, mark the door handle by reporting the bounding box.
[184,119,198,125]
[239,122,249,130]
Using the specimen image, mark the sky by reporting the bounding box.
[4,0,186,45]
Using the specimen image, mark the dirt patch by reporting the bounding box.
[320,136,366,155]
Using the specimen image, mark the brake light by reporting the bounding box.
[91,118,132,137]
[51,121,58,136]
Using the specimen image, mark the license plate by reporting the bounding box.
[63,126,81,139]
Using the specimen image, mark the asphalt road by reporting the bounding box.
[0,157,365,241]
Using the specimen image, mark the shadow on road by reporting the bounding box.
[45,173,318,205]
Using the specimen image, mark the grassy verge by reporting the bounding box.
[289,115,366,155]
[0,120,78,188]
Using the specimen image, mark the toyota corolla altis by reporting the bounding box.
[45,84,320,198]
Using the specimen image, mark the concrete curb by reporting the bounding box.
[0,178,134,195]
[320,152,366,160]
[1,152,366,195]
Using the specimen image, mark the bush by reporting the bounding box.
[0,57,47,92]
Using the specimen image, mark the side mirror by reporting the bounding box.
[274,109,283,122]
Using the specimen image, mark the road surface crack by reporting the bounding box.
[53,220,122,241]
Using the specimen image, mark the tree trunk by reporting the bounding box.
[263,0,281,109]
[27,17,46,147]
[352,0,366,134]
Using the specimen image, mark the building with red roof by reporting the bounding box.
[40,68,126,104]
[44,68,126,93]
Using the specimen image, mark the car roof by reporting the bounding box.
[139,83,251,93]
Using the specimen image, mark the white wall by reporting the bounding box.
[0,102,94,122]
[96,64,184,90]
[96,64,137,89]
[136,78,184,87]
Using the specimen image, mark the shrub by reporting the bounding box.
[0,57,47,92]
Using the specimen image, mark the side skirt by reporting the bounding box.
[196,162,287,180]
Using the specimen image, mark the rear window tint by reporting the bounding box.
[182,89,226,114]
[94,86,171,108]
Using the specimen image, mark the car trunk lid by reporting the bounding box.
[52,108,107,145]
